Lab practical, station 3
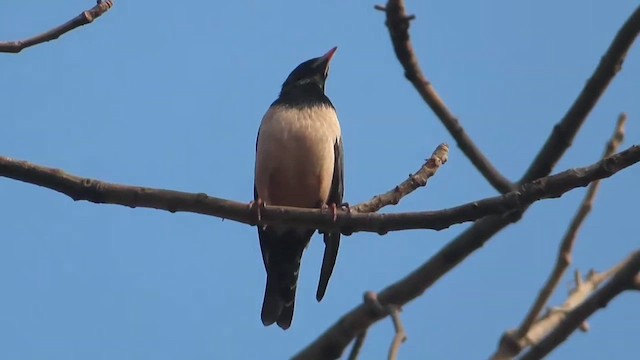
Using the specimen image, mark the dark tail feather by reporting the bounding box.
[276,302,295,330]
[259,228,312,329]
[316,232,340,301]
[261,274,285,327]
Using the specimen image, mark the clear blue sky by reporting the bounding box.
[1,1,639,359]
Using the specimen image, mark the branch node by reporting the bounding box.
[579,321,590,332]
[574,269,583,289]
[363,291,386,316]
[361,291,407,360]
[195,193,209,202]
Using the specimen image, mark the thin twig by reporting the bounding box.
[378,0,514,194]
[2,146,639,236]
[520,6,640,183]
[520,251,640,360]
[0,1,114,54]
[346,331,368,360]
[385,305,407,360]
[361,292,408,360]
[351,143,449,213]
[491,114,628,359]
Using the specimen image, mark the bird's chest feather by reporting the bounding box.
[256,105,341,208]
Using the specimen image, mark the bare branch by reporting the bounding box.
[351,143,449,213]
[520,114,626,332]
[294,4,640,356]
[292,145,640,358]
[386,305,407,360]
[360,292,407,360]
[520,6,640,182]
[520,251,640,360]
[377,0,515,194]
[497,269,610,360]
[496,266,619,360]
[0,1,114,54]
[491,114,628,359]
[604,113,628,155]
[346,331,367,360]
[2,146,639,237]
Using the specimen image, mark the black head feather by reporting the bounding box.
[273,47,337,108]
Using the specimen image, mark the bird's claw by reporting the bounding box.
[339,202,350,214]
[322,203,344,223]
[248,198,265,225]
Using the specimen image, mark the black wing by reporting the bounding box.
[254,129,270,271]
[316,136,344,301]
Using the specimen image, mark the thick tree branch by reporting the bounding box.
[520,6,640,183]
[520,251,640,360]
[376,0,515,194]
[351,143,448,213]
[491,114,627,360]
[2,146,638,236]
[0,0,114,54]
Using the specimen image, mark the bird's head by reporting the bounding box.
[280,47,337,95]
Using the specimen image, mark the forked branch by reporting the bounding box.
[520,251,640,360]
[2,146,638,236]
[376,0,514,194]
[521,7,640,182]
[491,114,627,360]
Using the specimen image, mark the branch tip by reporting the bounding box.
[350,143,448,213]
[0,0,115,53]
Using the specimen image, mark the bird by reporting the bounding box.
[253,47,344,330]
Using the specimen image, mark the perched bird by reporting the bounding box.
[254,47,344,330]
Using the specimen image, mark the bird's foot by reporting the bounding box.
[248,198,265,225]
[322,202,349,223]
